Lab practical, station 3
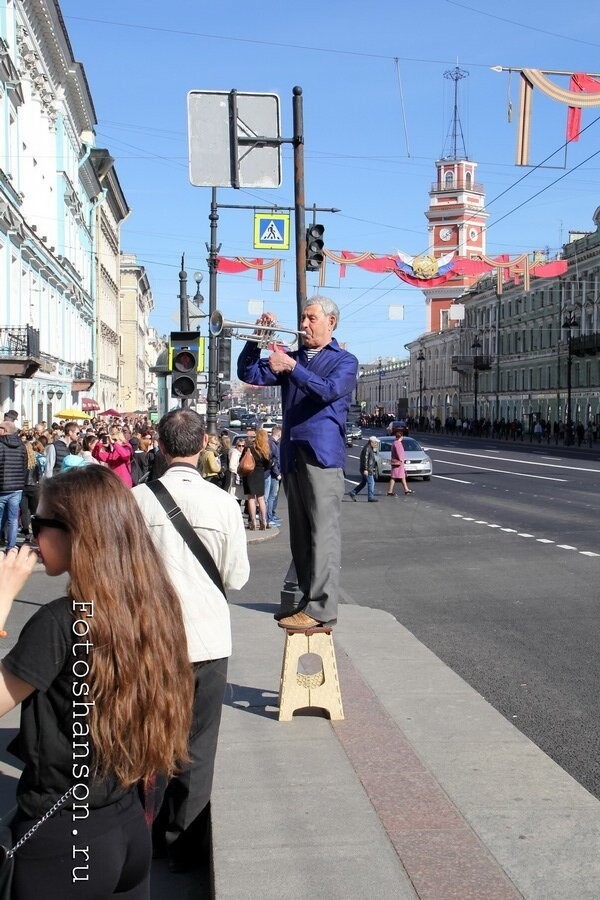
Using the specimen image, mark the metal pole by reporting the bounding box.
[179,253,189,332]
[178,254,189,409]
[474,367,478,428]
[419,364,423,426]
[566,328,572,446]
[292,86,306,327]
[206,187,221,435]
[377,358,382,411]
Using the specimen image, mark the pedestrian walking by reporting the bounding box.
[386,429,412,497]
[349,436,379,502]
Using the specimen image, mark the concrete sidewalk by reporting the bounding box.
[212,603,600,900]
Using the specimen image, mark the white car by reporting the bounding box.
[375,436,432,481]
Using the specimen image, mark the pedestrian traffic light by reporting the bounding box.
[217,335,232,381]
[306,223,325,271]
[169,332,204,399]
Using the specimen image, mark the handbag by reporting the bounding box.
[237,447,255,477]
[0,787,73,897]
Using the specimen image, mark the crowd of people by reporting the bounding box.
[0,411,285,550]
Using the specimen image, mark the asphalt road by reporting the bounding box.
[338,432,600,799]
[235,432,600,802]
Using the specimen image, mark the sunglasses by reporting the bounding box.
[30,515,69,539]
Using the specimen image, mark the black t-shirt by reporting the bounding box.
[3,597,129,818]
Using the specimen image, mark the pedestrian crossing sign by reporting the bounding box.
[254,212,290,250]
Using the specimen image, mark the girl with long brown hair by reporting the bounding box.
[243,428,272,530]
[0,465,193,898]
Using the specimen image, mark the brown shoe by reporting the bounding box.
[277,611,322,631]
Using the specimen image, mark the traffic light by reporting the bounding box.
[306,223,325,271]
[169,332,204,399]
[217,335,232,381]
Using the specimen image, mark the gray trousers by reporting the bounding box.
[283,446,344,624]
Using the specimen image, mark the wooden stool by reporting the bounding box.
[278,626,344,722]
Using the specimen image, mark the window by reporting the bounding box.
[465,172,472,188]
[444,171,454,188]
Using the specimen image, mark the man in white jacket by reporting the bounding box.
[133,408,249,872]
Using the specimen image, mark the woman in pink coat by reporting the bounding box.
[386,429,412,497]
[92,426,134,487]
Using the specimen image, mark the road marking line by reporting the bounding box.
[433,448,596,473]
[450,515,600,557]
[434,475,472,484]
[437,460,567,482]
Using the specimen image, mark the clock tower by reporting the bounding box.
[423,68,488,332]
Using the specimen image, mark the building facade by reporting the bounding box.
[0,0,102,423]
[119,252,153,412]
[91,148,129,414]
[401,211,600,429]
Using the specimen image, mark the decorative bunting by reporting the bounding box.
[216,257,282,291]
[322,248,567,293]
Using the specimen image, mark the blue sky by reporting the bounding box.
[59,0,600,364]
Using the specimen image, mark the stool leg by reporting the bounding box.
[278,632,309,722]
[306,632,344,721]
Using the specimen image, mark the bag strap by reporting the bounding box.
[7,786,73,857]
[146,480,226,599]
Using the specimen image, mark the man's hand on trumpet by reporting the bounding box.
[256,312,297,372]
[268,347,296,374]
[254,312,277,337]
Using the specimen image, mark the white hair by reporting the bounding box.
[302,295,340,330]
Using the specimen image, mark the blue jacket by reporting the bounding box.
[237,338,358,474]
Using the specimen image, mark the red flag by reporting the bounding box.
[567,73,600,141]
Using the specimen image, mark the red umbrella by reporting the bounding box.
[82,398,100,411]
[100,408,122,417]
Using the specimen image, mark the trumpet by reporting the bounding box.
[209,310,306,350]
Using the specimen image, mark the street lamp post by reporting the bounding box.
[377,357,383,421]
[472,335,482,433]
[563,309,579,446]
[417,348,425,428]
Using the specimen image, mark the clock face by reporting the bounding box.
[439,227,453,241]
[469,227,479,240]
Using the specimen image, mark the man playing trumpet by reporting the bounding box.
[237,295,358,630]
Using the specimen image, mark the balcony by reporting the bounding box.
[451,354,492,373]
[571,332,600,356]
[430,180,484,194]
[72,359,95,392]
[0,326,43,378]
